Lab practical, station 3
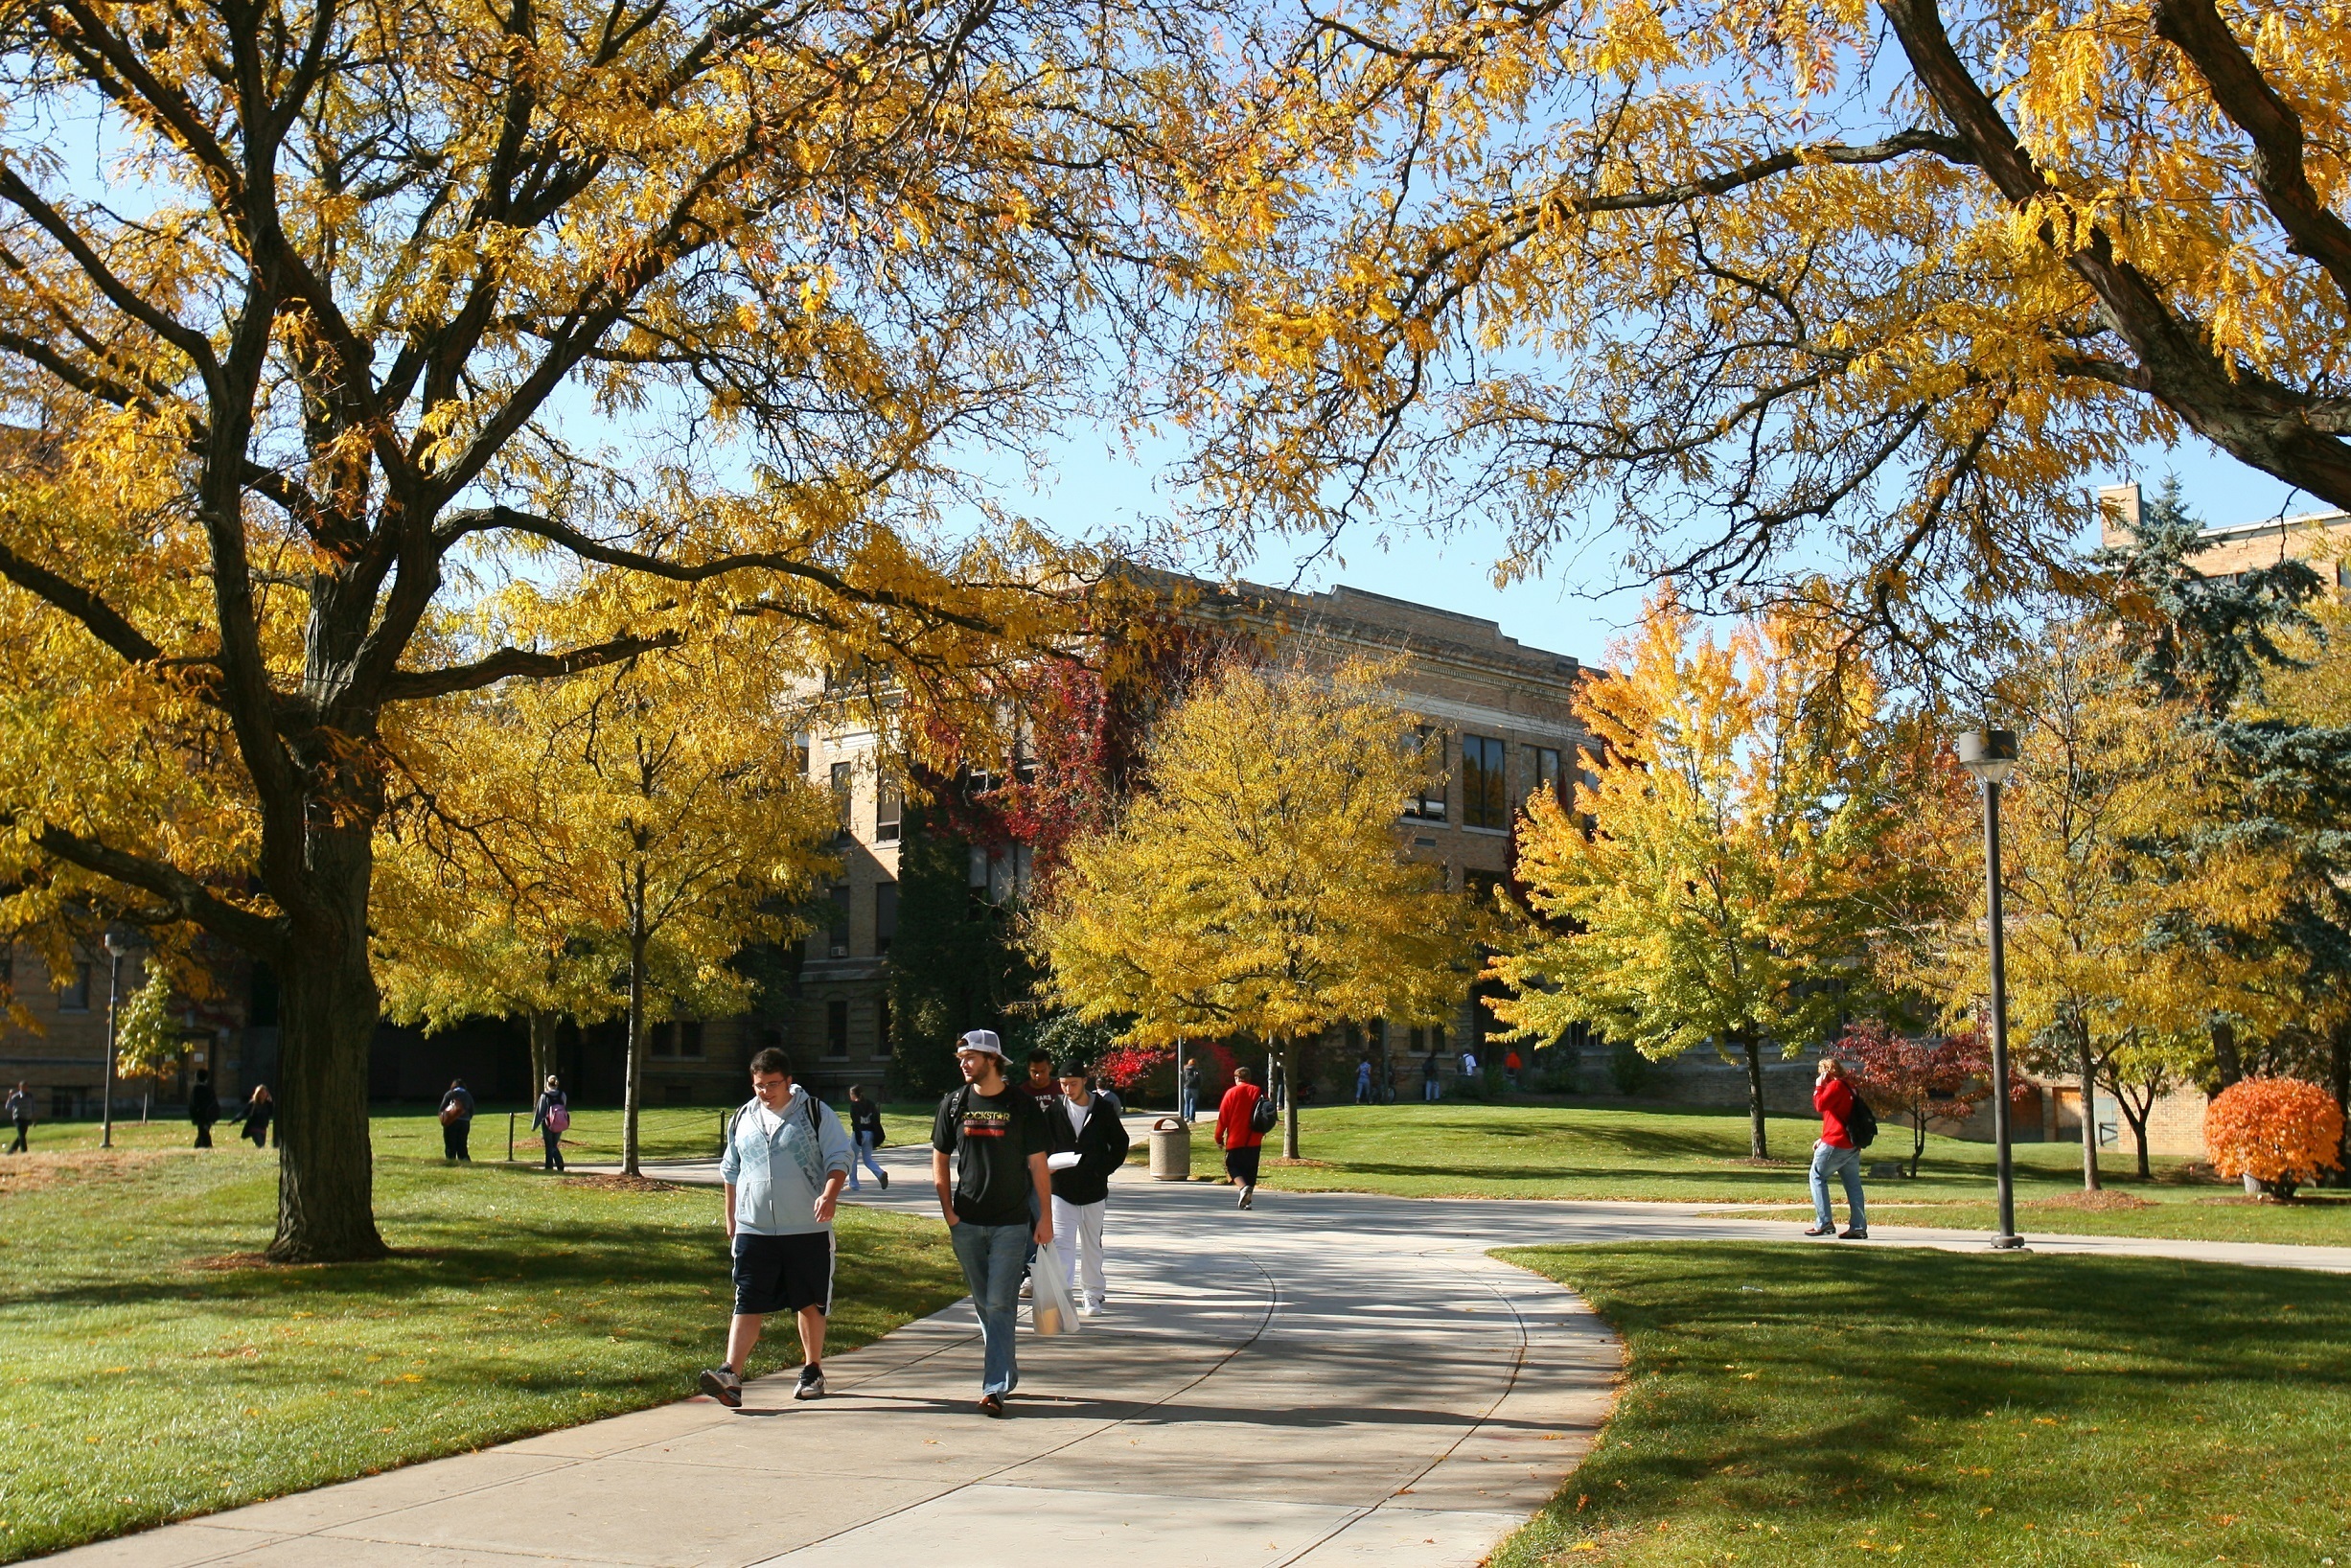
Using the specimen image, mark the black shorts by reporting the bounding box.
[731,1231,835,1317]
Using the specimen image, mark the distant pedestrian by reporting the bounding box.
[1049,1064,1130,1317]
[241,1085,273,1147]
[532,1075,569,1171]
[189,1070,219,1148]
[1459,1049,1479,1088]
[845,1084,889,1191]
[1353,1058,1372,1104]
[699,1048,853,1409]
[7,1081,32,1153]
[1504,1048,1523,1089]
[438,1078,475,1163]
[931,1029,1053,1417]
[1018,1049,1061,1282]
[1421,1052,1441,1103]
[1807,1058,1868,1240]
[1215,1065,1267,1210]
[1178,1055,1203,1124]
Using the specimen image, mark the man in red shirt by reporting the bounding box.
[1214,1066,1267,1211]
[1808,1057,1868,1239]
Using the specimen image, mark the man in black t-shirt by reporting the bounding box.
[932,1029,1054,1417]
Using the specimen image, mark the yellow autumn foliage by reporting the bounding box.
[1029,658,1476,1157]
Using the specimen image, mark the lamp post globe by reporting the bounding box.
[1954,730,2024,1250]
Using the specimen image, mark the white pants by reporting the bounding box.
[1049,1195,1108,1305]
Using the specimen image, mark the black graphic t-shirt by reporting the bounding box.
[932,1085,1050,1226]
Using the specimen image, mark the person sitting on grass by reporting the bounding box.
[700,1047,853,1409]
[1807,1057,1869,1240]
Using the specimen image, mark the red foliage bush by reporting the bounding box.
[2204,1077,2345,1200]
[1093,1045,1174,1095]
[1832,1020,2028,1177]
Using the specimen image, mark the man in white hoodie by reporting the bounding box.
[699,1048,853,1408]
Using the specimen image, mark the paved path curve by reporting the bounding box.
[48,1139,1622,1568]
[50,1124,2351,1568]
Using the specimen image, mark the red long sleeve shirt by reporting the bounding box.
[1814,1076,1856,1149]
[1216,1082,1265,1150]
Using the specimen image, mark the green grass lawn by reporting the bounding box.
[0,1141,967,1564]
[1164,1101,2351,1245]
[1493,1242,2351,1567]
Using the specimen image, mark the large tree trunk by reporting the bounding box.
[267,836,388,1262]
[527,1009,561,1095]
[1280,1040,1301,1160]
[2209,1019,2244,1091]
[2077,1018,2102,1192]
[1742,1034,1768,1161]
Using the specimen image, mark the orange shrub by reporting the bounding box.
[2203,1078,2346,1201]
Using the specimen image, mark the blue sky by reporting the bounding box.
[982,420,2316,669]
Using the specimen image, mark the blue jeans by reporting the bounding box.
[1179,1085,1198,1122]
[1810,1141,1866,1230]
[848,1130,886,1190]
[949,1221,1028,1395]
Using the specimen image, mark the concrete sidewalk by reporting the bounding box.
[52,1130,2351,1568]
[48,1144,1623,1568]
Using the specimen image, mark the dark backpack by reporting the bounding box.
[1845,1090,1878,1150]
[1249,1087,1278,1137]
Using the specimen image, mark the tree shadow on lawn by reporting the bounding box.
[5,1211,947,1318]
[1502,1242,2351,1556]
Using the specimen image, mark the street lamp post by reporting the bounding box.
[100,928,133,1150]
[1955,730,2024,1251]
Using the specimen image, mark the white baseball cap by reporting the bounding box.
[957,1029,1006,1059]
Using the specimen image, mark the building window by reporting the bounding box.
[794,729,812,782]
[970,843,1031,907]
[830,761,854,837]
[1462,734,1507,829]
[876,997,892,1058]
[828,884,852,957]
[875,778,902,843]
[58,960,91,1012]
[680,1021,704,1059]
[825,1000,849,1057]
[1404,726,1447,820]
[1533,746,1563,802]
[876,880,898,956]
[650,1021,675,1058]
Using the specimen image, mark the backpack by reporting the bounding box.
[1248,1086,1279,1137]
[544,1101,570,1135]
[1845,1089,1878,1150]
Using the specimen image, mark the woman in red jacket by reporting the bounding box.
[1214,1066,1267,1211]
[1808,1058,1868,1239]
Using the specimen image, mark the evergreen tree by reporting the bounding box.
[2098,480,2351,1168]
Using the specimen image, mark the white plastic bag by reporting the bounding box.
[1028,1239,1082,1335]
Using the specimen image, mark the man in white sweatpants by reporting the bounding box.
[1048,1066,1130,1316]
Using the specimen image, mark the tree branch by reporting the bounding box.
[10,815,283,955]
[2152,0,2351,303]
[436,505,1016,637]
[0,536,169,666]
[378,630,686,703]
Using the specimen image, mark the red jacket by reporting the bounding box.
[1216,1082,1265,1150]
[1814,1076,1856,1149]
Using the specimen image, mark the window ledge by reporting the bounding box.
[1462,825,1510,837]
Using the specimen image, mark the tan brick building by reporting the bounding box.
[786,576,1595,1100]
[0,939,249,1124]
[2098,481,2351,594]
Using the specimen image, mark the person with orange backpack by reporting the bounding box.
[438,1078,475,1163]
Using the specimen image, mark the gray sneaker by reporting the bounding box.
[698,1367,743,1409]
